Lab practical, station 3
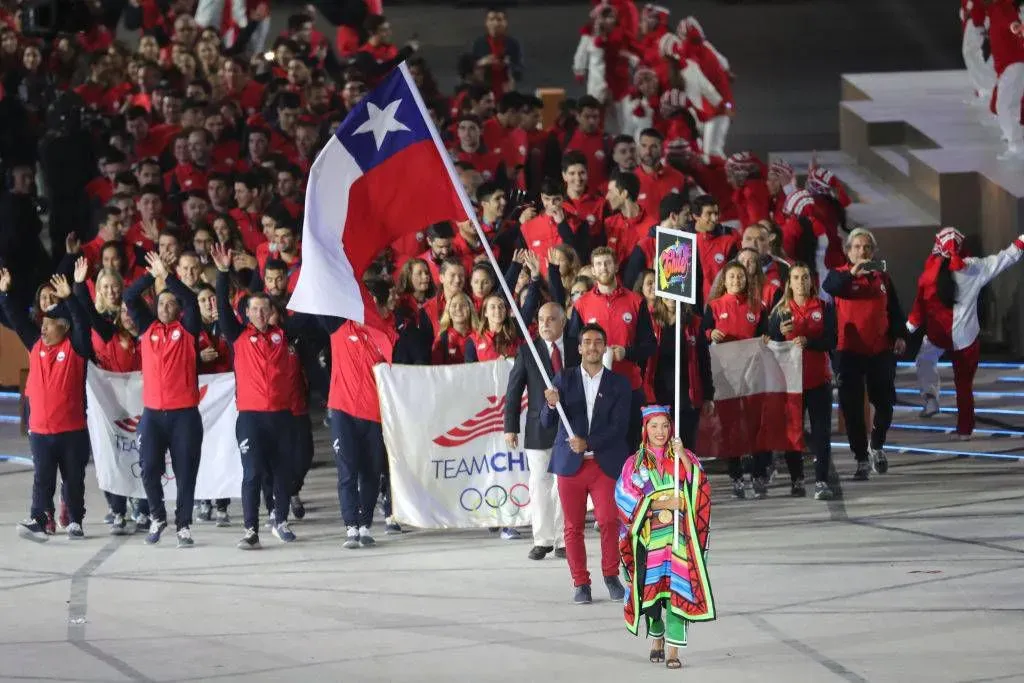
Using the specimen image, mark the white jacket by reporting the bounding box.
[573,32,608,102]
[907,238,1024,350]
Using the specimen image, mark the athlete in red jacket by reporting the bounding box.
[323,278,427,549]
[213,245,298,549]
[822,229,907,481]
[725,152,771,227]
[124,253,205,548]
[568,246,657,448]
[767,263,837,501]
[701,261,769,498]
[1,270,93,542]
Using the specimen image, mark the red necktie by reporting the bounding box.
[550,343,563,374]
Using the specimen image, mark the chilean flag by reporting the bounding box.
[696,338,805,458]
[288,63,466,322]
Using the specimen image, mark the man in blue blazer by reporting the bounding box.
[541,323,631,605]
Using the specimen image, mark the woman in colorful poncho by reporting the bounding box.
[616,405,715,670]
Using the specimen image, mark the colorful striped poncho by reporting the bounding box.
[615,447,715,635]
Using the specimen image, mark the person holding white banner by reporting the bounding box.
[767,263,837,501]
[71,257,141,535]
[1,270,93,542]
[324,277,415,550]
[504,302,579,560]
[702,261,769,499]
[212,245,298,548]
[124,254,206,548]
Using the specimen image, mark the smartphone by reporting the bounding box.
[860,259,887,273]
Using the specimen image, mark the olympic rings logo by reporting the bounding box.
[460,484,531,511]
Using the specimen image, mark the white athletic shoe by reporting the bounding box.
[919,396,940,418]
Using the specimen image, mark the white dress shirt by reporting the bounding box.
[581,365,604,431]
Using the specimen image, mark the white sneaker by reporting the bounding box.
[358,525,375,547]
[176,527,194,548]
[919,396,940,418]
[343,526,360,549]
[870,448,889,475]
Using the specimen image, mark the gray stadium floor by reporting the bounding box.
[0,3,1018,681]
[0,362,1021,682]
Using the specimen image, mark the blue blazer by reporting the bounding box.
[540,366,632,479]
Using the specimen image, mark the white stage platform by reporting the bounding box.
[773,70,1024,355]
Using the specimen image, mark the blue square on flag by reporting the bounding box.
[337,76,433,173]
[287,64,468,323]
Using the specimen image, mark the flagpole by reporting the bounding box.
[400,63,576,439]
[673,300,681,551]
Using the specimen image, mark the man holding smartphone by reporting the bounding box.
[822,229,906,481]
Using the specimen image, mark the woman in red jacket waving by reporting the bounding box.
[702,261,769,498]
[768,263,837,501]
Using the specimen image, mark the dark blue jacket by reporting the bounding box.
[540,366,631,479]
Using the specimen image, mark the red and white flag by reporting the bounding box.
[696,339,804,458]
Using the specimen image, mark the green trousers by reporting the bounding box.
[646,600,688,648]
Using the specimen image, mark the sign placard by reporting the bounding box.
[654,227,697,305]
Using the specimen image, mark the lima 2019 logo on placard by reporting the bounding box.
[658,240,693,292]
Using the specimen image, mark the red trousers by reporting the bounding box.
[951,341,981,435]
[557,459,619,587]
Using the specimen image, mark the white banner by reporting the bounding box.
[375,360,531,529]
[85,364,242,500]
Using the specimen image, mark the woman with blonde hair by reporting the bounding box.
[767,263,837,500]
[431,292,478,365]
[702,261,768,498]
[72,258,141,534]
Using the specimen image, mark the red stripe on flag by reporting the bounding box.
[343,140,466,278]
[695,392,803,458]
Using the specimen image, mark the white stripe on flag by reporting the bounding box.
[710,339,803,401]
[288,135,365,320]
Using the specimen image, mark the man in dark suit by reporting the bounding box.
[504,302,580,561]
[541,323,631,605]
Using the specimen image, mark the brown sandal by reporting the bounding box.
[666,646,682,669]
[649,637,665,663]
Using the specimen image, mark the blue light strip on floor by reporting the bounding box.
[998,376,1024,383]
[888,423,1024,438]
[0,455,32,466]
[894,388,1024,399]
[832,403,1024,417]
[0,391,18,400]
[897,361,1024,370]
[0,415,20,424]
[830,442,1023,460]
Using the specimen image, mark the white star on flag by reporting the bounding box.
[353,99,411,149]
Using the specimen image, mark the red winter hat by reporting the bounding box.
[782,189,815,218]
[933,227,967,271]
